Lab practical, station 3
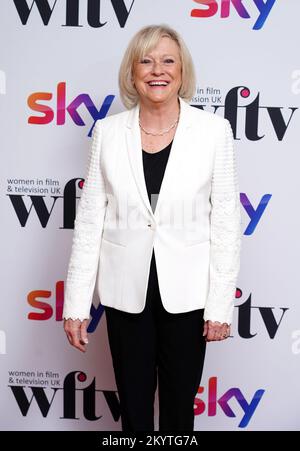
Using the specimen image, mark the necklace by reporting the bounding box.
[139,114,180,136]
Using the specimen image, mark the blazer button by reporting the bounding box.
[148,223,156,230]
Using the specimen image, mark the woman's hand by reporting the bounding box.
[64,318,89,352]
[203,320,230,342]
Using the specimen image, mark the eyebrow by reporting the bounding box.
[142,54,177,58]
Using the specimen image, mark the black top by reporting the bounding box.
[142,140,173,213]
[142,140,173,296]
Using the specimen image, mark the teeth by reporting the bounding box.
[148,82,168,86]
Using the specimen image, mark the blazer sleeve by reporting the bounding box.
[63,120,108,321]
[203,118,242,325]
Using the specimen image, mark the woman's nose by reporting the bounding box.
[152,61,164,74]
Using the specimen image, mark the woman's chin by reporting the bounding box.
[145,94,174,105]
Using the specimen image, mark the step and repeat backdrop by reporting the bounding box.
[0,0,299,431]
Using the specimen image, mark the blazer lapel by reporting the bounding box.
[125,97,192,221]
[125,102,155,219]
[153,97,191,219]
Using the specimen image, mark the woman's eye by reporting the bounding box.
[164,59,174,64]
[141,59,151,64]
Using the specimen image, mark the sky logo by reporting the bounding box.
[28,82,114,136]
[195,377,265,428]
[191,0,277,30]
[27,280,105,333]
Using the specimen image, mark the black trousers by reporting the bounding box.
[104,250,207,431]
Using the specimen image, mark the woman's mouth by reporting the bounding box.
[147,80,169,87]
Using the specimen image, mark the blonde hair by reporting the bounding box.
[119,24,196,109]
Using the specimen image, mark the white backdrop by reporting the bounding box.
[1,0,299,431]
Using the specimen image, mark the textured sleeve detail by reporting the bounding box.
[203,119,242,325]
[63,121,108,321]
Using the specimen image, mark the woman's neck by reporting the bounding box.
[139,97,180,130]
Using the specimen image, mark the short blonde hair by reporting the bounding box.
[119,24,196,109]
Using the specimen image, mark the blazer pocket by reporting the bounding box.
[184,229,210,247]
[98,238,125,300]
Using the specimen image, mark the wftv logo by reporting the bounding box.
[8,370,263,428]
[193,86,297,142]
[235,288,288,339]
[9,371,120,422]
[7,178,85,228]
[13,0,135,28]
[191,0,277,30]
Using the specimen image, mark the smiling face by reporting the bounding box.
[132,36,182,107]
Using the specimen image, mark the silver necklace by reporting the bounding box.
[139,115,179,136]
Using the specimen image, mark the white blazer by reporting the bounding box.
[63,97,242,325]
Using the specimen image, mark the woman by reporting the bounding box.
[63,24,242,431]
